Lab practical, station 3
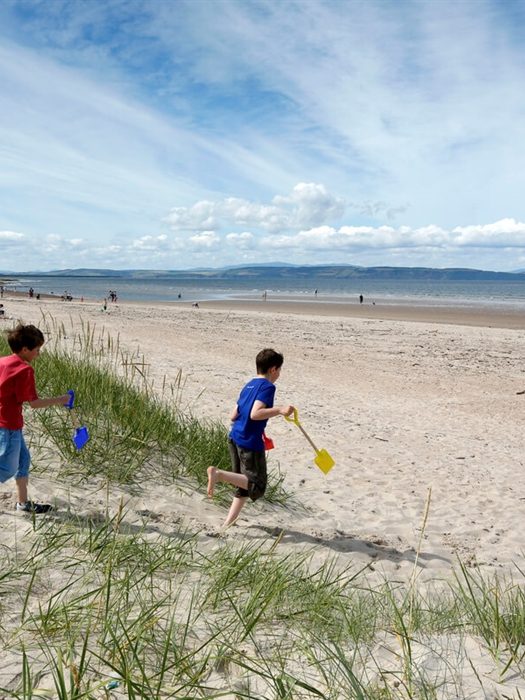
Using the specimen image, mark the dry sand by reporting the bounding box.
[1,293,525,696]
[2,293,524,578]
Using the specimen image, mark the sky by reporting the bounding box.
[1,0,525,273]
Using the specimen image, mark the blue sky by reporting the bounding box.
[1,0,525,272]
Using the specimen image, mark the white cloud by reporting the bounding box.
[353,201,409,221]
[166,183,346,233]
[225,231,255,249]
[131,234,169,251]
[223,198,288,232]
[164,202,218,231]
[189,230,220,248]
[273,182,345,227]
[452,219,525,247]
[0,230,24,240]
[264,219,525,257]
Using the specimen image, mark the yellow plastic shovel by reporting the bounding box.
[285,408,335,474]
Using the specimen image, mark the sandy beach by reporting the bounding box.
[1,292,525,696]
[2,292,524,574]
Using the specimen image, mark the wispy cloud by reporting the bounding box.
[1,0,525,271]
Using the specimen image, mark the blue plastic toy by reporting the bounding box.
[67,389,90,449]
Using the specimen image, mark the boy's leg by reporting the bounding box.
[15,435,31,504]
[207,438,249,498]
[1,429,24,496]
[14,436,52,512]
[207,467,249,498]
[221,448,266,526]
[15,476,28,504]
[223,496,248,527]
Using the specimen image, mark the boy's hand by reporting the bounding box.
[28,394,75,409]
[279,405,295,417]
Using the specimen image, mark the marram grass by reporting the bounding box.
[3,489,525,697]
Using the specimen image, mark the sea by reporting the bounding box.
[3,273,525,311]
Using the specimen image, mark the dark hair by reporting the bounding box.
[7,324,45,352]
[256,348,284,374]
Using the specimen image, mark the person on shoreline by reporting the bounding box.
[207,348,294,528]
[0,324,70,513]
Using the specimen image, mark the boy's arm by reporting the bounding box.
[230,405,239,422]
[28,394,71,409]
[250,400,294,421]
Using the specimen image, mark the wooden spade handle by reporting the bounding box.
[69,408,81,429]
[296,422,320,454]
[285,409,320,453]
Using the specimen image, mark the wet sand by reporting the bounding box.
[195,297,525,329]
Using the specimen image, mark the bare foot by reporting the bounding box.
[222,516,238,529]
[207,466,218,498]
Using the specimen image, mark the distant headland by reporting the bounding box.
[2,264,525,282]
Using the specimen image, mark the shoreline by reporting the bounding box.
[1,291,525,329]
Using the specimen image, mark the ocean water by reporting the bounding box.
[4,274,525,310]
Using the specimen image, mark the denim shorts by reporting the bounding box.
[0,428,31,483]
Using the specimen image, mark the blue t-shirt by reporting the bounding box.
[230,377,276,451]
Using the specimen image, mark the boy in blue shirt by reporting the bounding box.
[207,348,294,527]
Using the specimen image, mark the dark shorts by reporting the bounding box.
[228,438,267,501]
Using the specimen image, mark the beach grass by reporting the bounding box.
[3,509,525,698]
[1,318,525,697]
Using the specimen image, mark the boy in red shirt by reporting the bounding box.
[0,324,70,513]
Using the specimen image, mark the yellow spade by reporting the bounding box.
[285,408,335,474]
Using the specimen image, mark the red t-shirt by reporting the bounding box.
[0,354,38,429]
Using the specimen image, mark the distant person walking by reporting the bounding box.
[359,294,364,304]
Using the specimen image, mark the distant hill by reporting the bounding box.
[3,265,525,281]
